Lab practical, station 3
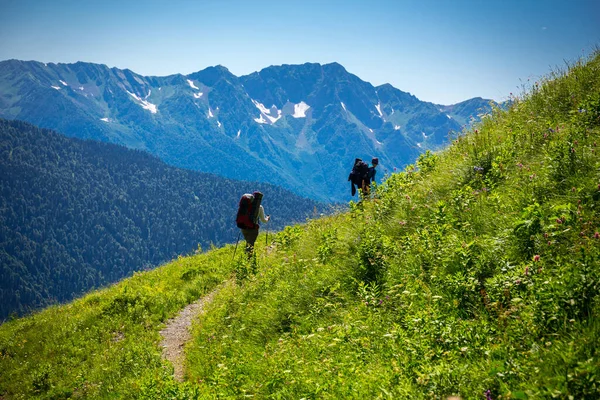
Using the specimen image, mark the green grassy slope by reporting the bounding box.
[1,52,599,399]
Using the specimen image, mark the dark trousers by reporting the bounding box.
[241,228,259,257]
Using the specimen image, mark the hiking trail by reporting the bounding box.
[159,281,229,381]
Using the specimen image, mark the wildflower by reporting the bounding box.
[517,162,523,168]
[578,108,586,113]
[533,255,540,262]
[556,218,562,224]
[548,241,552,245]
[405,195,411,200]
[473,166,484,172]
[594,232,599,239]
[544,232,549,238]
[399,221,406,226]
[525,266,529,275]
[572,187,576,192]
[486,389,493,400]
[515,279,521,285]
[548,128,555,133]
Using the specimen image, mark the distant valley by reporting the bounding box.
[0,119,322,320]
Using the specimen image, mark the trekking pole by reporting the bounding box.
[232,231,241,262]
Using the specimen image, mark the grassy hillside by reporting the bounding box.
[1,52,599,399]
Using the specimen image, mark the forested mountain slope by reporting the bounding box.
[0,119,323,320]
[0,52,598,399]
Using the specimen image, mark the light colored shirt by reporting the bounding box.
[257,205,268,223]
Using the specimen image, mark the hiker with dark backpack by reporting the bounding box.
[348,158,370,197]
[236,191,270,259]
[368,157,379,185]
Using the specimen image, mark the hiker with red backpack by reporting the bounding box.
[236,191,270,259]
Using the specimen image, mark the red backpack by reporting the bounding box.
[236,192,263,229]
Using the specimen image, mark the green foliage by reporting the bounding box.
[3,51,600,398]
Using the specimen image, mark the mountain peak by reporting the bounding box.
[187,65,237,86]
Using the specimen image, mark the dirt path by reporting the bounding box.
[159,283,227,381]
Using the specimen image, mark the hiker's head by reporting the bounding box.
[372,157,379,167]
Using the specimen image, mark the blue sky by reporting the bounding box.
[0,0,598,104]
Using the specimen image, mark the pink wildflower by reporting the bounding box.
[595,232,599,239]
[533,255,540,262]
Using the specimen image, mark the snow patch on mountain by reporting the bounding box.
[252,99,281,124]
[252,99,270,115]
[100,118,111,122]
[341,102,347,111]
[59,80,68,86]
[126,90,158,114]
[208,108,214,118]
[446,114,452,119]
[217,121,221,128]
[394,125,401,130]
[237,129,241,138]
[293,102,310,118]
[193,92,203,98]
[375,102,383,117]
[254,115,268,124]
[187,79,199,90]
[51,86,60,90]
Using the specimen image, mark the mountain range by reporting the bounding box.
[0,59,499,201]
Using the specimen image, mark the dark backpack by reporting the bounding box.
[236,192,263,229]
[348,158,370,187]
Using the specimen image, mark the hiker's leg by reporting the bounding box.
[242,228,259,258]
